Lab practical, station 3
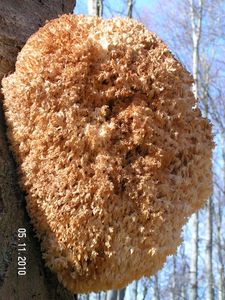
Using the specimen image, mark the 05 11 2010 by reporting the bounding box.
[17,228,27,276]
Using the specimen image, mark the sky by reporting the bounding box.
[74,0,158,18]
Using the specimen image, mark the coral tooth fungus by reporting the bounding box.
[2,14,213,293]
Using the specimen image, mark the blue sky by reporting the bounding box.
[74,0,158,18]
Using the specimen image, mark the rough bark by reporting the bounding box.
[0,1,76,299]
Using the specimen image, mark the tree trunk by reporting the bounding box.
[153,275,160,300]
[107,290,118,300]
[190,213,199,300]
[200,28,214,300]
[171,255,177,300]
[132,280,138,300]
[206,196,214,300]
[180,244,187,300]
[217,138,225,300]
[217,202,224,300]
[88,0,103,17]
[142,285,148,300]
[126,0,133,18]
[189,1,203,299]
[118,288,126,300]
[0,1,76,299]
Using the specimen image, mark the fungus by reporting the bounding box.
[2,15,213,293]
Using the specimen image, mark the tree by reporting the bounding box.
[216,196,225,300]
[153,275,160,300]
[216,135,225,300]
[107,290,118,300]
[118,288,126,300]
[189,2,203,298]
[171,255,177,300]
[88,0,103,17]
[0,1,76,299]
[132,280,138,300]
[126,0,133,18]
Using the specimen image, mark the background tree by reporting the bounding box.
[189,1,203,297]
[88,0,103,17]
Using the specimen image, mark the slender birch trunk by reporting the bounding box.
[172,255,177,300]
[217,138,225,300]
[190,1,214,299]
[217,203,225,300]
[206,196,214,300]
[88,0,103,17]
[127,0,133,18]
[153,275,160,300]
[132,280,138,300]
[189,1,203,299]
[180,244,187,300]
[190,214,199,300]
[201,35,214,300]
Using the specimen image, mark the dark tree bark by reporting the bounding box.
[0,1,76,299]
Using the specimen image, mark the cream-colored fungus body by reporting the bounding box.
[2,14,213,293]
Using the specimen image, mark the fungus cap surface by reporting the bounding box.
[2,14,213,293]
